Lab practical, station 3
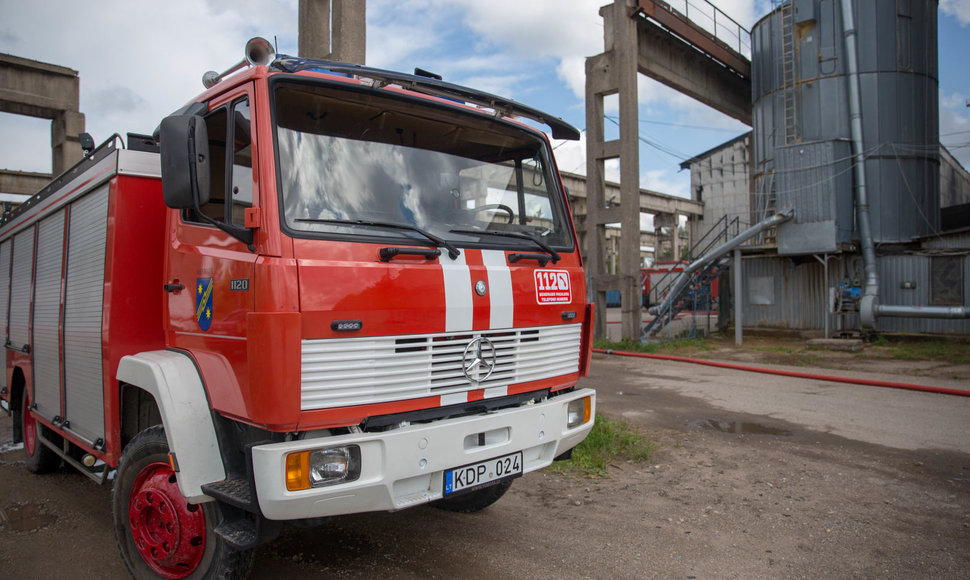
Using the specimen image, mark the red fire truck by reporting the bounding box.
[0,39,595,578]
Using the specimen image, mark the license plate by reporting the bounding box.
[444,451,523,496]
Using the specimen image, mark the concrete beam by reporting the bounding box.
[0,170,51,196]
[0,53,80,118]
[636,19,752,126]
[562,172,703,217]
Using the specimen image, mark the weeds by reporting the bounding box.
[549,414,654,478]
[594,337,716,356]
[859,336,970,364]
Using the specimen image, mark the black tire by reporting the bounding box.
[22,390,60,474]
[432,479,513,513]
[112,426,253,580]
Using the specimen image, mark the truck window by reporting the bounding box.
[185,97,253,226]
[195,108,227,222]
[230,99,253,226]
[272,81,573,251]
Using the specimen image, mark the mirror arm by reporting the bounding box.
[189,208,255,251]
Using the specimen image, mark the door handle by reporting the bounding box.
[164,282,185,293]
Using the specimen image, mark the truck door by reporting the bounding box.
[165,89,258,394]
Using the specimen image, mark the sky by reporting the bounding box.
[1,0,968,204]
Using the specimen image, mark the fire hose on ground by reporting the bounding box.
[592,349,970,398]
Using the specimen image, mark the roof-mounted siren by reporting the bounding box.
[202,37,276,89]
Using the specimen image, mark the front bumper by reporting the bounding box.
[251,388,595,520]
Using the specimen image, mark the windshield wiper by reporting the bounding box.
[449,228,560,264]
[297,218,461,259]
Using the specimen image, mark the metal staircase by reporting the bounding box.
[642,211,795,341]
[641,215,740,340]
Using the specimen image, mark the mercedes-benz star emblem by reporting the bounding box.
[462,337,496,383]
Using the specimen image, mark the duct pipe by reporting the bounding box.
[876,305,970,319]
[841,1,969,324]
[648,210,794,319]
[840,0,880,328]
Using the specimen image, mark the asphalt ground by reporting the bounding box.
[1,346,968,578]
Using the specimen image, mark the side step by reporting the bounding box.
[202,478,254,510]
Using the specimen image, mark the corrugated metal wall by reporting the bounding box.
[741,251,970,335]
[742,255,838,330]
[875,254,970,334]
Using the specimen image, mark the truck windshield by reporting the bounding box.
[272,81,573,250]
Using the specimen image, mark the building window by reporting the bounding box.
[930,256,964,306]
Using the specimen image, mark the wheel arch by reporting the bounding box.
[116,350,226,502]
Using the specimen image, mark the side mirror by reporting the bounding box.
[159,115,210,209]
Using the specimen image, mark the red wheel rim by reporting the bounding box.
[128,461,206,579]
[23,394,37,457]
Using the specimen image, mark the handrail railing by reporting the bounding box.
[639,0,752,59]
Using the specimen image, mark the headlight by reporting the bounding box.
[566,396,592,429]
[286,445,362,491]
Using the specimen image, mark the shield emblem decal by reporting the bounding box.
[196,277,213,331]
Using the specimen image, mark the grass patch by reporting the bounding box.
[752,345,798,354]
[859,336,970,364]
[549,414,654,478]
[594,337,717,356]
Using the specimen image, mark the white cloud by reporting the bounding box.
[0,0,299,173]
[433,0,603,61]
[641,169,689,199]
[551,134,588,176]
[941,0,970,26]
[940,92,970,168]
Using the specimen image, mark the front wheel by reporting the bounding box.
[112,426,253,579]
[432,479,513,513]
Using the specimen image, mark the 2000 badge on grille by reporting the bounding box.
[444,451,523,495]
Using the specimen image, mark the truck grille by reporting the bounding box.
[300,324,581,410]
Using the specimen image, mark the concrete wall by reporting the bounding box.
[686,134,751,243]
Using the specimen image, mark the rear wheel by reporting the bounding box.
[432,479,513,513]
[112,426,253,580]
[22,390,60,474]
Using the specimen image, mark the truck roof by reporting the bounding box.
[269,55,581,142]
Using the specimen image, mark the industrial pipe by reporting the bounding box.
[840,0,880,328]
[840,0,969,325]
[593,348,970,398]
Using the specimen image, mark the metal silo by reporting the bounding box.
[751,0,939,253]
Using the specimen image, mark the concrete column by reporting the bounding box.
[615,0,641,343]
[585,0,642,342]
[332,0,366,64]
[298,0,332,60]
[51,110,85,175]
[584,52,610,340]
[299,0,366,64]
